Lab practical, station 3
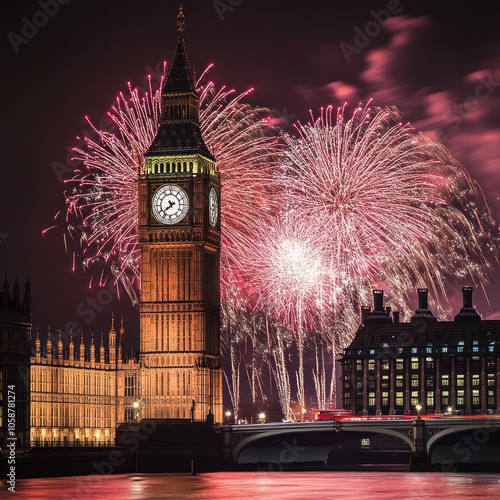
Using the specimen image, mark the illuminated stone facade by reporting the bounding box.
[341,287,500,416]
[2,11,222,451]
[138,8,222,423]
[29,316,139,446]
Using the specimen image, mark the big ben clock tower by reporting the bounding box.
[138,6,222,424]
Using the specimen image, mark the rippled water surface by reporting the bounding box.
[7,471,500,499]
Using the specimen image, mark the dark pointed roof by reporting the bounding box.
[163,5,195,94]
[145,6,214,160]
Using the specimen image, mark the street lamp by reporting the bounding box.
[447,406,453,415]
[415,403,422,419]
[133,400,141,422]
[258,412,266,423]
[225,410,232,424]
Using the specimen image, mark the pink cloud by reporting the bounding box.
[362,16,431,88]
[325,81,357,103]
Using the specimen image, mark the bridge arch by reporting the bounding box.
[427,424,498,454]
[232,425,413,463]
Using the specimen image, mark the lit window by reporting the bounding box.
[382,392,389,406]
[427,391,434,407]
[411,391,419,406]
[396,392,404,406]
[368,392,376,406]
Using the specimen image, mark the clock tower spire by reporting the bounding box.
[138,6,222,424]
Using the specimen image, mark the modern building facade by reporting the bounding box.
[138,6,222,423]
[341,287,500,416]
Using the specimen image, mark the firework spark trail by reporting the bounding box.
[268,317,292,421]
[64,68,280,300]
[312,337,327,410]
[66,76,162,301]
[198,82,281,298]
[63,69,281,419]
[58,64,498,419]
[241,101,498,410]
[279,103,497,326]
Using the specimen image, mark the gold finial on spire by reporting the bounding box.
[177,4,185,32]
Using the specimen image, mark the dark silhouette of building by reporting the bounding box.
[341,287,500,416]
[0,275,31,448]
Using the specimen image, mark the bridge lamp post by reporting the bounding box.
[447,406,453,415]
[258,412,266,424]
[225,410,232,424]
[415,403,422,419]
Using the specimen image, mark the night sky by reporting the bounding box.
[2,0,500,351]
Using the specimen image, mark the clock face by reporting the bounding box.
[209,187,218,228]
[151,184,189,225]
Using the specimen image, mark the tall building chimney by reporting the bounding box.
[462,286,473,308]
[410,287,436,323]
[373,289,384,311]
[364,290,392,324]
[417,288,429,310]
[454,286,480,322]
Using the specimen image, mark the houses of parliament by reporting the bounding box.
[0,7,222,449]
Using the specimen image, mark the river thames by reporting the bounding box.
[6,471,500,499]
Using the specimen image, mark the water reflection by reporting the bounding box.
[7,472,500,499]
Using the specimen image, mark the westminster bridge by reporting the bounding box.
[221,417,500,470]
